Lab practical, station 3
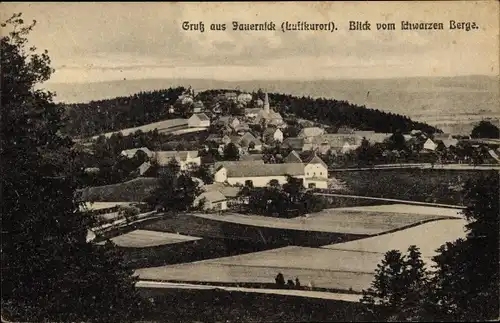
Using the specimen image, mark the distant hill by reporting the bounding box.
[43,75,499,134]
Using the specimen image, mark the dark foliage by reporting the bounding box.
[1,13,146,322]
[470,120,499,139]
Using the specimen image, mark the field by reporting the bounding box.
[78,177,158,202]
[322,218,467,259]
[106,229,200,248]
[193,205,455,235]
[135,218,467,292]
[89,118,188,139]
[333,169,491,205]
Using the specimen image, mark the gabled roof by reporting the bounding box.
[192,113,209,121]
[206,134,222,142]
[306,154,328,169]
[214,160,265,171]
[284,150,303,163]
[441,138,459,148]
[223,162,305,178]
[137,162,151,176]
[240,154,264,161]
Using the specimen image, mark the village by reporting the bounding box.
[78,87,499,217]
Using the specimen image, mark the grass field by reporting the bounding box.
[333,169,492,205]
[78,177,158,202]
[193,206,454,235]
[89,118,188,139]
[106,229,200,247]
[322,218,467,258]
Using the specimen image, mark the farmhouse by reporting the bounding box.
[194,190,228,211]
[154,150,201,170]
[188,113,210,128]
[120,147,153,159]
[214,154,329,189]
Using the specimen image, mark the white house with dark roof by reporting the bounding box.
[188,113,210,128]
[213,154,329,189]
[154,150,201,170]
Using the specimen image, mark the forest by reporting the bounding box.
[63,87,440,139]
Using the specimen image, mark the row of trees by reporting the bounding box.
[360,172,499,321]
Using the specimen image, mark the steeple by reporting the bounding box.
[263,92,270,113]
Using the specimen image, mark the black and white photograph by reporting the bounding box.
[1,1,499,322]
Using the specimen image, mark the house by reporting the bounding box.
[224,92,238,102]
[188,113,210,128]
[423,138,437,151]
[434,133,453,141]
[303,154,329,189]
[214,154,329,189]
[214,162,305,187]
[84,167,100,174]
[120,147,154,159]
[305,134,363,154]
[137,161,152,176]
[282,137,305,151]
[203,183,241,206]
[216,116,240,129]
[341,142,358,154]
[194,190,228,211]
[231,132,262,151]
[154,150,201,170]
[298,127,325,139]
[262,127,284,143]
[284,150,303,163]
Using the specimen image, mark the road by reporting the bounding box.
[136,280,362,302]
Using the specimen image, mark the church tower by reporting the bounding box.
[263,92,270,114]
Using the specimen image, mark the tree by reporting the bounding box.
[470,120,499,139]
[275,273,285,286]
[360,246,430,321]
[430,172,499,321]
[387,132,407,151]
[1,14,145,321]
[223,142,240,161]
[145,166,202,212]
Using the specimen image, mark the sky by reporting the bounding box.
[2,1,499,84]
